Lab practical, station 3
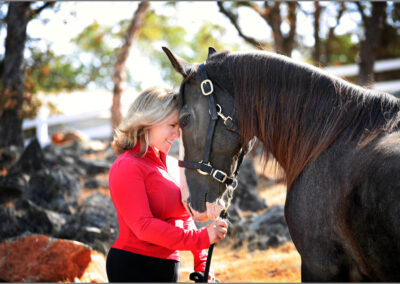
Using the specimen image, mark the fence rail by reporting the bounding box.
[23,58,400,147]
[23,107,111,146]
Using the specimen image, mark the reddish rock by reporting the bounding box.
[0,234,107,282]
[51,131,85,146]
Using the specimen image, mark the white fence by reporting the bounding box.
[23,58,400,147]
[22,107,111,146]
[323,58,400,93]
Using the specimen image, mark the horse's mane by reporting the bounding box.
[206,50,400,190]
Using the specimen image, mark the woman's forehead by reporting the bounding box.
[165,112,179,123]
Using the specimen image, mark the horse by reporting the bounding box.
[162,46,400,282]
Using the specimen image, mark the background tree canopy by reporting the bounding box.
[0,1,399,147]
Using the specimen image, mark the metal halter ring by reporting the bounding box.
[200,79,214,96]
[229,178,238,190]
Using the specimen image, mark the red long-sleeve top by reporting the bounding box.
[109,142,210,272]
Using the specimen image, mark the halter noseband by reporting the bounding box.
[178,62,245,188]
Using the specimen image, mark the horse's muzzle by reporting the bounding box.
[183,197,223,222]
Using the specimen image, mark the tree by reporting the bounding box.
[217,2,298,57]
[356,2,387,87]
[312,2,322,66]
[111,1,150,130]
[0,2,55,148]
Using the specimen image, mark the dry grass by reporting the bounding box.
[179,239,301,283]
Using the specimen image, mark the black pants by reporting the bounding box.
[106,248,180,282]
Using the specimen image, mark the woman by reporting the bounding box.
[106,87,228,282]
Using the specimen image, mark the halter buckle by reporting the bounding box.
[197,161,211,175]
[201,79,213,96]
[212,169,228,183]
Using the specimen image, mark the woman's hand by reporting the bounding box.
[206,219,228,244]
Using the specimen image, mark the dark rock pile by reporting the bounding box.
[217,157,291,251]
[0,138,118,254]
[1,137,291,257]
[226,205,292,252]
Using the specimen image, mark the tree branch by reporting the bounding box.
[217,2,266,49]
[28,2,56,20]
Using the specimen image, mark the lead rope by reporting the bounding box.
[202,182,237,282]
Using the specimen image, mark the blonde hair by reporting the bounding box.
[112,86,179,156]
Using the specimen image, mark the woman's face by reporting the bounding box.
[148,112,180,154]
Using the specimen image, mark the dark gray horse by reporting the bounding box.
[163,46,400,282]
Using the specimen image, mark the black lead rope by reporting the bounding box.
[203,210,228,282]
[189,209,228,283]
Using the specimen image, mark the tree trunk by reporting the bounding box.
[324,3,346,66]
[282,2,297,57]
[357,2,387,87]
[111,1,150,131]
[262,2,297,57]
[0,2,30,148]
[313,2,321,65]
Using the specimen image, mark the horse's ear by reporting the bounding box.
[208,47,216,58]
[162,46,192,78]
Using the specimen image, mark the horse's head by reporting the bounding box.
[163,47,244,222]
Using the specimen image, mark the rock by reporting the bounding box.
[233,158,268,212]
[0,206,26,241]
[0,172,28,203]
[15,199,68,237]
[43,147,87,178]
[77,158,111,177]
[26,167,81,213]
[51,131,86,146]
[0,145,22,171]
[227,205,291,251]
[8,139,45,176]
[74,193,118,254]
[84,177,109,189]
[250,205,288,236]
[226,203,244,224]
[0,234,107,282]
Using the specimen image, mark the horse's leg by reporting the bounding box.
[285,157,353,282]
[300,257,350,282]
[300,261,318,282]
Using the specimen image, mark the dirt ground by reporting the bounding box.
[178,156,302,283]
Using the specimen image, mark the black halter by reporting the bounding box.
[178,61,245,188]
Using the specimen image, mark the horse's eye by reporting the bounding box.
[179,113,191,128]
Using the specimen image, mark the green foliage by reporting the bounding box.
[71,21,117,88]
[134,8,240,86]
[322,34,358,65]
[25,46,86,93]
